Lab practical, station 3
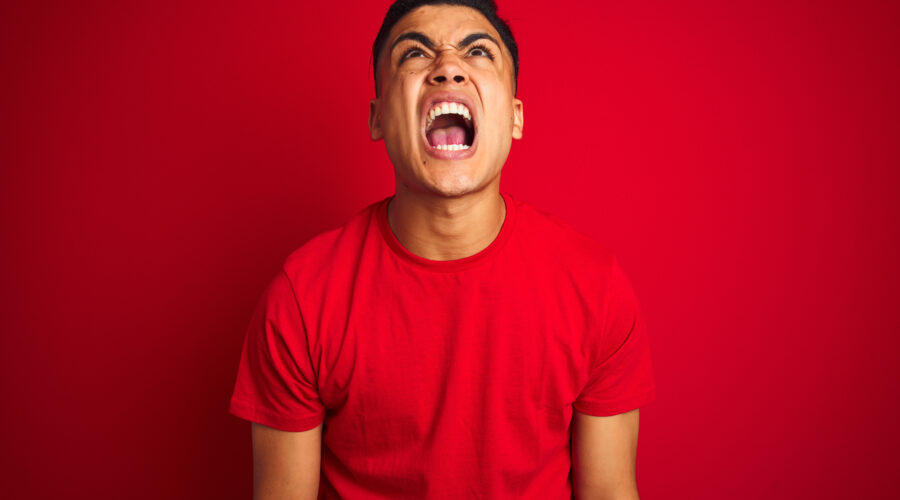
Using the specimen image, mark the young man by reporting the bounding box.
[229,1,656,498]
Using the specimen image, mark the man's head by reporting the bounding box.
[368,1,524,198]
[372,0,519,97]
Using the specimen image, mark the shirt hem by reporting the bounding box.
[228,398,325,432]
[572,386,657,417]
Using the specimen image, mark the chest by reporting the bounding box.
[311,266,598,417]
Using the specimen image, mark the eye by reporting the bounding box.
[467,44,495,60]
[401,47,427,61]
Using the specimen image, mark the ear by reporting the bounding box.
[511,98,524,140]
[369,98,384,141]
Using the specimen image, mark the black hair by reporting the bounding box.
[371,0,519,96]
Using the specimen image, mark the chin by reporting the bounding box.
[428,182,476,198]
[423,170,490,198]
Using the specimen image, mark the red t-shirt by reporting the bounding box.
[229,192,656,498]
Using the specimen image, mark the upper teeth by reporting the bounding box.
[426,101,472,129]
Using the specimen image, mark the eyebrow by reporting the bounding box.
[457,32,500,50]
[391,32,435,52]
[389,31,501,54]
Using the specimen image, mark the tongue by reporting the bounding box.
[427,125,467,147]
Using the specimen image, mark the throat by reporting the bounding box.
[387,192,507,261]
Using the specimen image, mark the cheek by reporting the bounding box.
[385,83,421,130]
[474,79,515,135]
[486,104,514,139]
[380,101,407,135]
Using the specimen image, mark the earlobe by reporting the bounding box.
[369,99,383,141]
[512,99,524,140]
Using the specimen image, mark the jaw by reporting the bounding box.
[398,147,504,199]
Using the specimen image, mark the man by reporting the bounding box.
[229,1,656,498]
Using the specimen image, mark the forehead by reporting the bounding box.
[387,5,501,47]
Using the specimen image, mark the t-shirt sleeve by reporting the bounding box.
[573,259,656,416]
[228,269,325,431]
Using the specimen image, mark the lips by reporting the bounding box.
[420,92,478,159]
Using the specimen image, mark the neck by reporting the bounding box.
[387,185,507,261]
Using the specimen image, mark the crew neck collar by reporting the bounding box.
[377,192,517,273]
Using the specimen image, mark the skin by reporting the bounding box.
[253,5,641,499]
[573,409,642,499]
[251,422,321,500]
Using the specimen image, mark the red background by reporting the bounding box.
[2,0,898,498]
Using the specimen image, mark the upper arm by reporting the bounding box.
[572,408,641,500]
[252,422,322,500]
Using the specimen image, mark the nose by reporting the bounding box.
[428,52,468,86]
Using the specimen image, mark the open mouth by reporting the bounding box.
[425,101,475,151]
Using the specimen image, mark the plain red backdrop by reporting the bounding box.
[2,0,898,498]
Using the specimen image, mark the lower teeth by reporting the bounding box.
[434,144,470,151]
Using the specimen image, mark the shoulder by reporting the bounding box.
[280,198,385,294]
[507,194,618,275]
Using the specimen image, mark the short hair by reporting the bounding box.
[371,0,519,96]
